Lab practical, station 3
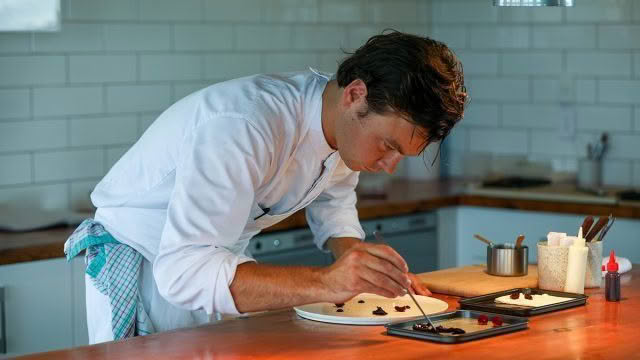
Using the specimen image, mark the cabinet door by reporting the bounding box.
[0,258,72,357]
[71,257,89,347]
[384,230,438,274]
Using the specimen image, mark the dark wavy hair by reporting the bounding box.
[337,30,467,149]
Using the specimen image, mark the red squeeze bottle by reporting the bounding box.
[605,250,621,302]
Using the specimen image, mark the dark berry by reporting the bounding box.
[394,306,406,312]
[491,316,503,326]
[413,323,436,333]
[524,294,533,300]
[477,314,489,325]
[510,292,520,299]
[372,306,387,316]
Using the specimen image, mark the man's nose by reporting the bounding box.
[377,152,403,174]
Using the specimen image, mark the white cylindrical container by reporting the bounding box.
[537,241,569,291]
[585,240,603,288]
[564,236,588,294]
[577,158,602,190]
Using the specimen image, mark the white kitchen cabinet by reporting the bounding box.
[0,257,88,358]
[437,206,640,269]
[71,257,89,347]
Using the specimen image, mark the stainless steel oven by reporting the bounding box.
[249,212,437,273]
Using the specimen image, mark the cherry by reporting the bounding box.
[491,316,503,326]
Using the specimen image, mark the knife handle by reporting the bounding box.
[585,216,608,242]
[581,216,594,238]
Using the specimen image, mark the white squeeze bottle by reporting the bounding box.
[564,227,589,294]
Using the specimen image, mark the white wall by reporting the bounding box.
[439,0,640,187]
[2,0,639,211]
[0,0,430,211]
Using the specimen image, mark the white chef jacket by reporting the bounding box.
[91,69,365,317]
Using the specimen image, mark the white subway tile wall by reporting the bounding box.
[462,103,499,127]
[437,0,640,185]
[469,128,529,155]
[34,86,103,117]
[0,0,429,210]
[34,149,104,183]
[174,25,233,51]
[106,84,171,113]
[34,24,104,52]
[0,33,31,53]
[320,0,366,23]
[0,56,66,86]
[70,55,137,83]
[470,26,530,49]
[66,0,138,21]
[139,0,202,21]
[502,52,563,75]
[0,89,29,119]
[0,184,70,209]
[598,25,640,49]
[263,0,319,23]
[602,160,633,186]
[566,0,633,23]
[2,0,639,211]
[0,120,67,152]
[0,154,31,186]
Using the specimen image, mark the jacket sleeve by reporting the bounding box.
[153,115,271,315]
[305,169,365,251]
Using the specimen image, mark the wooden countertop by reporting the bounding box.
[2,178,639,265]
[19,268,639,359]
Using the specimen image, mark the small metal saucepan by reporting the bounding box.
[487,243,528,277]
[475,234,528,277]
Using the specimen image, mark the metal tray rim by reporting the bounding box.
[385,310,529,344]
[458,288,588,316]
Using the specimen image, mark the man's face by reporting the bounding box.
[335,103,428,174]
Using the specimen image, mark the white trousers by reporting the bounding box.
[85,257,213,344]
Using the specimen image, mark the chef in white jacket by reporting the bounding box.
[75,31,467,343]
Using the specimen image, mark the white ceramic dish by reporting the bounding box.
[294,293,449,325]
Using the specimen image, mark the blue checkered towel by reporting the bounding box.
[64,219,154,339]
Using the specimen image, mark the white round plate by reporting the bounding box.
[293,293,449,325]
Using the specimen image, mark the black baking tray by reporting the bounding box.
[385,310,528,344]
[459,288,588,316]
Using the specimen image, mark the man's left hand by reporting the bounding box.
[408,272,432,296]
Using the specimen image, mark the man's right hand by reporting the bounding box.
[319,242,411,304]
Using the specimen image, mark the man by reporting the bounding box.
[65,31,466,344]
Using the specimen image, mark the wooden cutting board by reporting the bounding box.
[417,264,538,298]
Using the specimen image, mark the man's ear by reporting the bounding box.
[341,79,368,108]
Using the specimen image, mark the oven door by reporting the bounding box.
[249,228,332,266]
